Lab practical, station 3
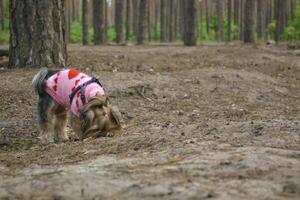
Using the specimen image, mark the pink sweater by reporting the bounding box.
[45,69,105,116]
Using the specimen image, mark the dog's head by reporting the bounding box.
[79,96,122,140]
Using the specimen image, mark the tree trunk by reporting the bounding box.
[240,0,245,40]
[115,0,124,43]
[216,0,224,42]
[275,0,288,42]
[183,0,197,46]
[82,0,89,45]
[104,0,108,43]
[65,0,71,43]
[154,0,159,40]
[227,0,232,41]
[168,0,174,42]
[93,0,106,45]
[0,0,3,32]
[137,0,148,44]
[233,0,241,40]
[256,0,265,39]
[244,0,255,43]
[160,0,167,42]
[9,0,67,68]
[147,0,151,42]
[205,0,211,35]
[180,0,186,43]
[125,0,131,41]
[132,0,140,37]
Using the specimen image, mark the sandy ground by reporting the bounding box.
[0,43,299,200]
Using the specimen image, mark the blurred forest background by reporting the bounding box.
[2,0,300,45]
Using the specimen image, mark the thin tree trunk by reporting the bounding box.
[125,0,131,41]
[275,0,288,42]
[0,0,3,32]
[216,0,224,42]
[160,0,167,42]
[147,0,151,42]
[205,0,211,35]
[65,0,71,43]
[154,0,159,40]
[9,0,67,68]
[82,0,89,45]
[227,0,232,41]
[137,0,148,44]
[180,0,186,43]
[93,0,106,45]
[104,0,108,43]
[244,0,255,43]
[240,0,245,40]
[132,0,140,38]
[115,0,124,43]
[183,0,197,46]
[168,0,174,42]
[256,0,265,39]
[233,0,241,40]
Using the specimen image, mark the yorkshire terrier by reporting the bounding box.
[32,68,121,143]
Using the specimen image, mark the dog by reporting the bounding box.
[32,68,121,143]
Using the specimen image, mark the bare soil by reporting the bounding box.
[0,43,299,200]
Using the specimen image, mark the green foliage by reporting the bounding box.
[284,26,296,41]
[151,24,161,41]
[267,21,276,40]
[0,19,10,44]
[284,8,300,41]
[70,21,93,43]
[70,21,82,43]
[107,26,116,42]
[224,19,239,41]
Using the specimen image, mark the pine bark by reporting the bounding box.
[275,0,288,42]
[167,0,174,42]
[93,0,106,45]
[125,0,131,41]
[244,0,255,43]
[154,0,159,40]
[82,0,89,45]
[205,0,211,35]
[227,0,232,41]
[115,0,124,43]
[65,0,71,43]
[0,0,3,32]
[160,0,167,42]
[132,0,140,37]
[137,0,148,44]
[183,0,197,46]
[216,0,224,42]
[147,0,151,42]
[9,0,67,68]
[256,0,265,39]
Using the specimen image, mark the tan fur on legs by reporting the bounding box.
[38,102,55,144]
[53,105,69,142]
[69,112,82,140]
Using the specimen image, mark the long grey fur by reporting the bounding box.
[32,68,49,95]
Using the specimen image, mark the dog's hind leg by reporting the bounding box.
[38,94,55,143]
[53,105,68,143]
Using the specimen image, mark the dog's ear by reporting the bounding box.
[107,106,122,131]
[80,110,95,133]
[82,96,107,113]
[111,107,121,125]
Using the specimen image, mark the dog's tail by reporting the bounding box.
[32,68,49,95]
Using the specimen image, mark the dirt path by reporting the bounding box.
[0,44,299,200]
